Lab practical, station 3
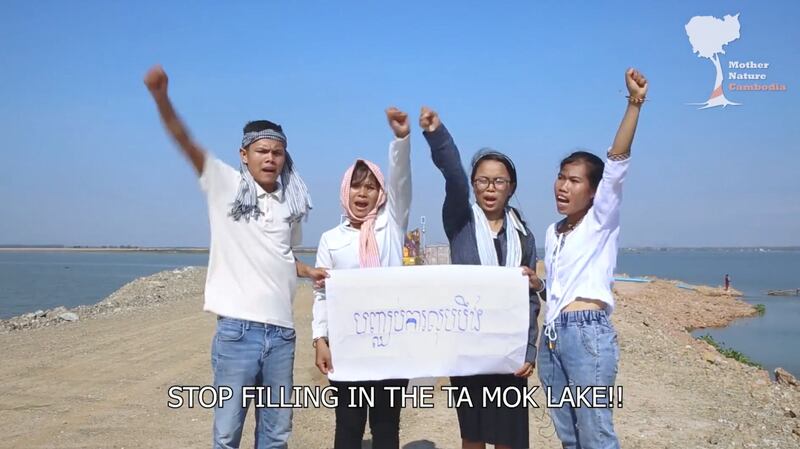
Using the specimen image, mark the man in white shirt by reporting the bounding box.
[144,65,326,449]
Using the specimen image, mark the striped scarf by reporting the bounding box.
[229,129,312,223]
[340,159,386,268]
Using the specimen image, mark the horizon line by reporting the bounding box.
[1,244,799,251]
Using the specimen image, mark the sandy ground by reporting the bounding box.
[1,268,799,449]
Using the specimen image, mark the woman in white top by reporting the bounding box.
[538,68,647,449]
[311,107,412,449]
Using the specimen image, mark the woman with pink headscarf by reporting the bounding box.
[311,107,412,449]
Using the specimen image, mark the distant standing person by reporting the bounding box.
[724,274,731,291]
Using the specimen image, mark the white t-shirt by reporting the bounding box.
[199,154,302,328]
[311,136,411,339]
[543,156,630,325]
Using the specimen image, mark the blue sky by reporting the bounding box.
[0,1,798,247]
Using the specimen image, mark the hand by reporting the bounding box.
[315,339,334,374]
[522,266,543,291]
[514,361,534,378]
[625,68,648,100]
[144,65,169,98]
[308,267,330,289]
[386,107,410,138]
[419,106,441,133]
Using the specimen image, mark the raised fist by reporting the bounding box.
[144,65,169,97]
[419,106,441,133]
[625,68,648,99]
[385,107,410,138]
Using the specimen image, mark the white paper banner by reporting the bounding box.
[326,265,528,381]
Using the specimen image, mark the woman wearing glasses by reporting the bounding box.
[420,107,542,449]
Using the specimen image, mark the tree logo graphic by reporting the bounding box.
[685,13,741,109]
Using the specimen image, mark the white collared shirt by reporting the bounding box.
[199,154,302,327]
[543,156,630,325]
[312,135,412,338]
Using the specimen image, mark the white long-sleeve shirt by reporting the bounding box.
[543,155,630,326]
[312,135,412,339]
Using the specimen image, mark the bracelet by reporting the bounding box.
[608,151,631,161]
[312,336,328,348]
[626,95,646,104]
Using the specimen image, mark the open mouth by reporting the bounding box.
[483,195,498,208]
[353,200,369,210]
[556,194,569,206]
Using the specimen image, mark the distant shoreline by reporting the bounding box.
[0,247,210,253]
[0,247,318,254]
[1,246,797,253]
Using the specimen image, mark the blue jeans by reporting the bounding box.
[537,310,620,449]
[211,317,296,449]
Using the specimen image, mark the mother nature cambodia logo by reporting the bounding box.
[685,13,788,109]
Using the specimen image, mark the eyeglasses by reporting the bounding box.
[473,177,512,191]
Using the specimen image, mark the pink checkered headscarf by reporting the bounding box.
[340,159,387,268]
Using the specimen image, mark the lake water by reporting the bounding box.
[615,248,800,377]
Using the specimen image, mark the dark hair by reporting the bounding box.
[350,161,378,187]
[560,151,604,190]
[243,120,283,135]
[470,154,517,198]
